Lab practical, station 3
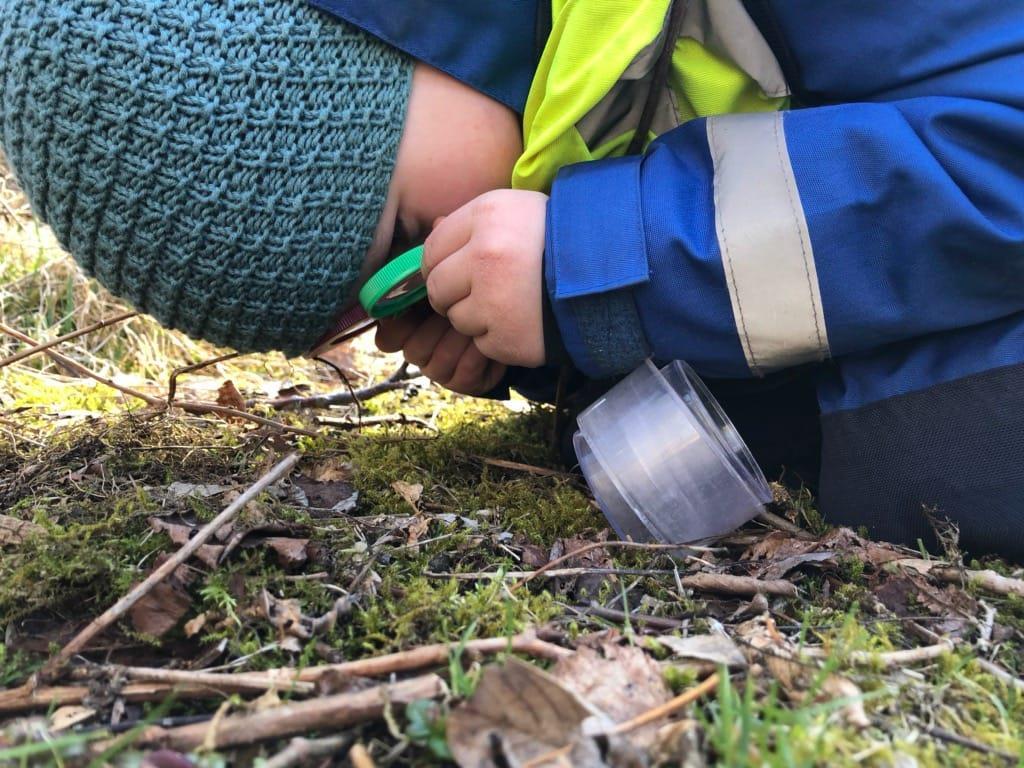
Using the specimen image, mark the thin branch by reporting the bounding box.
[612,672,720,734]
[40,452,300,678]
[974,658,1024,692]
[511,541,710,591]
[426,568,676,581]
[317,414,434,431]
[679,573,798,598]
[167,351,241,403]
[581,603,687,631]
[481,457,576,479]
[114,666,316,696]
[265,735,354,768]
[932,566,1024,598]
[0,312,138,369]
[756,509,815,539]
[802,640,953,668]
[261,365,416,411]
[178,401,320,438]
[120,674,444,752]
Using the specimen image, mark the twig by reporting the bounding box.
[974,658,1024,692]
[0,322,163,406]
[612,672,720,734]
[318,414,434,431]
[679,573,798,598]
[921,725,1017,764]
[264,735,353,768]
[40,453,300,678]
[932,567,1024,598]
[481,457,576,479]
[425,568,676,581]
[178,401,320,438]
[348,743,377,768]
[114,666,316,696]
[120,674,444,751]
[581,603,687,631]
[0,312,138,369]
[802,641,953,668]
[0,632,568,713]
[262,366,416,411]
[512,541,706,591]
[167,351,241,403]
[756,509,815,539]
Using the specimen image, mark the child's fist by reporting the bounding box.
[376,308,507,396]
[421,190,548,368]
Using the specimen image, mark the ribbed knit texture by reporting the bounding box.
[0,0,411,355]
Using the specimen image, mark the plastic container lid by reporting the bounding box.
[574,360,770,543]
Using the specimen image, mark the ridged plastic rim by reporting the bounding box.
[359,245,427,318]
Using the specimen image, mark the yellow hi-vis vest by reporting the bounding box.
[513,0,789,192]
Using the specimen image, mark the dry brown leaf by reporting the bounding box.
[447,657,609,768]
[292,474,358,513]
[264,537,310,568]
[307,458,353,483]
[0,514,43,546]
[50,705,96,732]
[216,380,247,412]
[405,516,430,549]
[551,642,672,749]
[657,634,747,669]
[129,579,192,637]
[260,590,353,645]
[519,544,549,568]
[742,528,905,580]
[148,517,224,569]
[183,612,208,638]
[821,675,870,730]
[392,480,423,513]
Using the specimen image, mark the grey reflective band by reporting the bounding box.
[707,112,830,375]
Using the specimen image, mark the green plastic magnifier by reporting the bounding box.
[358,244,427,318]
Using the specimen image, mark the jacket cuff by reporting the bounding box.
[545,157,652,378]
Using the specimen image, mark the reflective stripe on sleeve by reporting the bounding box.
[707,112,830,375]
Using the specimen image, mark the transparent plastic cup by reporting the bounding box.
[574,360,771,543]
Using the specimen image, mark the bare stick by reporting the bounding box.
[41,452,300,678]
[0,312,138,369]
[582,603,687,631]
[802,641,953,668]
[348,743,377,768]
[756,510,815,539]
[426,568,677,581]
[1,632,568,713]
[481,457,576,479]
[123,674,444,751]
[0,322,163,406]
[262,366,416,410]
[974,658,1024,692]
[318,414,434,431]
[933,567,1024,598]
[680,573,798,598]
[167,351,241,403]
[264,735,353,768]
[177,401,320,438]
[288,633,571,684]
[115,666,316,696]
[512,541,708,591]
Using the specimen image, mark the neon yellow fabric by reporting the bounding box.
[512,0,787,192]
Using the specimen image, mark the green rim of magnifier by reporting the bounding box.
[359,244,427,318]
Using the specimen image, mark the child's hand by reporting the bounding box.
[376,308,507,396]
[421,190,548,368]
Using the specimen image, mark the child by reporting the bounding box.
[3,1,1024,559]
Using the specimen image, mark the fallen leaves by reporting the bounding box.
[0,514,42,546]
[260,590,355,653]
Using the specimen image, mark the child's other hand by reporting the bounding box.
[376,308,507,396]
[421,190,548,368]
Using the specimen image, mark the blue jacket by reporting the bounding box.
[311,0,1024,419]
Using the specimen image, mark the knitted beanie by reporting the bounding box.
[0,0,411,355]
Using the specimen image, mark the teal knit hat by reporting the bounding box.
[0,0,412,355]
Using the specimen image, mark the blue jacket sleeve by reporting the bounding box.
[546,59,1024,380]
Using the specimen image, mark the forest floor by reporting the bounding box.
[1,161,1022,768]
